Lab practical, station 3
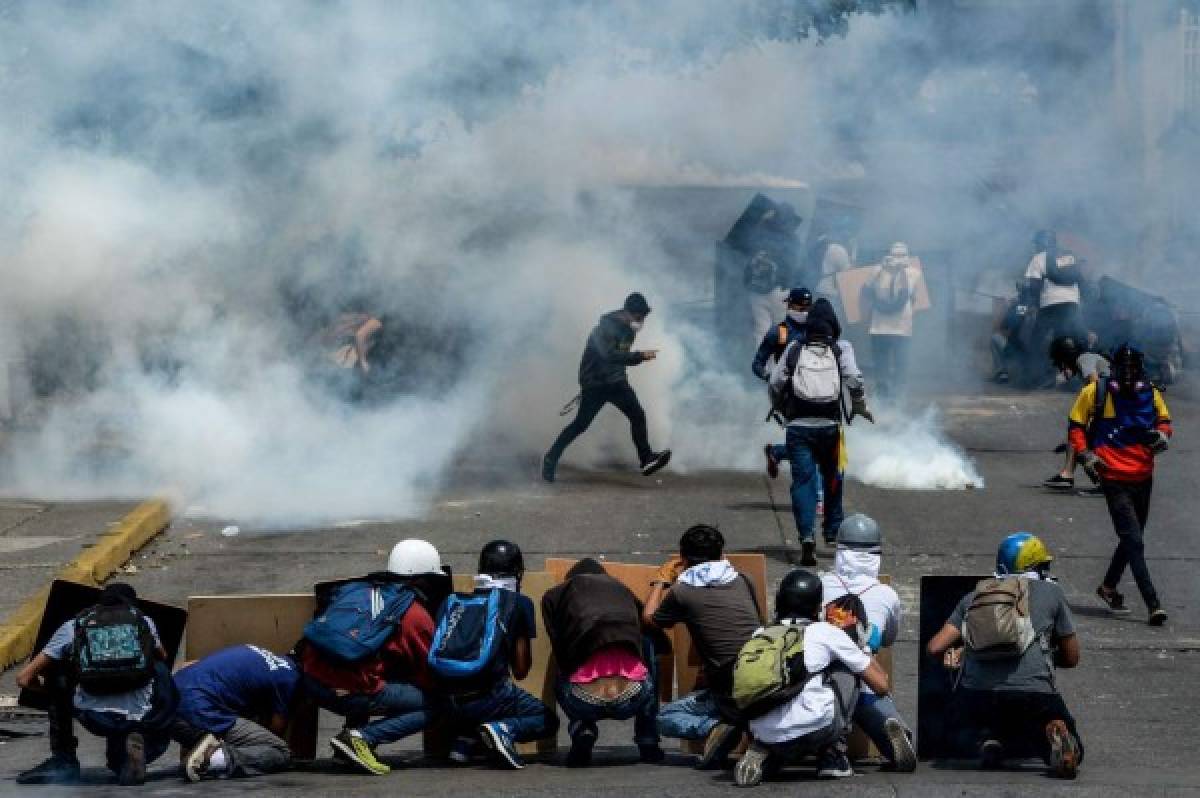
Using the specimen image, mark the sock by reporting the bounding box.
[207,748,229,773]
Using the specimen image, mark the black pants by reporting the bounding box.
[948,689,1084,765]
[547,380,652,464]
[871,334,910,398]
[1102,478,1159,610]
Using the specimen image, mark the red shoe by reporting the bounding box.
[1045,720,1079,779]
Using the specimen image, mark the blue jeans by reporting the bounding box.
[303,676,432,748]
[768,444,825,504]
[658,689,722,740]
[554,639,659,746]
[853,693,910,762]
[784,425,844,543]
[446,680,559,743]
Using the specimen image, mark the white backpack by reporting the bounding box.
[788,341,841,403]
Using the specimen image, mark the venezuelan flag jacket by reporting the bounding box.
[1068,380,1172,482]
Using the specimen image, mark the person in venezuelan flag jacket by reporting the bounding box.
[1068,342,1171,625]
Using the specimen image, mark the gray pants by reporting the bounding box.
[173,717,291,777]
[763,668,859,758]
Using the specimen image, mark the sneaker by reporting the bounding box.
[640,449,672,477]
[1149,608,1168,626]
[1042,474,1075,489]
[1045,720,1079,779]
[884,718,917,773]
[800,540,817,567]
[448,735,476,764]
[479,722,524,770]
[331,729,391,775]
[764,445,780,479]
[979,738,1004,769]
[16,755,81,785]
[697,723,741,770]
[816,746,853,779]
[119,732,146,786]
[734,742,770,787]
[1096,586,1131,614]
[638,743,665,763]
[541,453,556,483]
[184,733,223,782]
[994,371,1010,384]
[566,720,597,768]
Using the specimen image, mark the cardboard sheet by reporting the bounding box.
[836,258,932,324]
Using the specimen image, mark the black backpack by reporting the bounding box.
[871,268,911,314]
[1044,250,1080,286]
[72,602,157,695]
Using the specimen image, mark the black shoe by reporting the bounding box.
[764,445,779,479]
[1149,608,1168,626]
[1096,586,1131,614]
[816,747,853,779]
[979,739,1004,770]
[641,450,672,477]
[119,732,146,786]
[800,540,817,567]
[994,371,1010,384]
[542,453,557,483]
[566,721,597,768]
[696,723,740,770]
[1042,474,1075,489]
[17,755,81,785]
[638,743,665,764]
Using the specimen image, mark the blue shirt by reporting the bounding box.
[174,645,300,734]
[479,589,536,682]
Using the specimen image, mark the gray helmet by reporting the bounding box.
[836,513,881,552]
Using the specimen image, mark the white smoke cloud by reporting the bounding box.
[0,1,1183,523]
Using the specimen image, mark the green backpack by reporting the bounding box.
[732,621,810,719]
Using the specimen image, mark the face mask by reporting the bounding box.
[629,320,643,331]
[787,310,808,324]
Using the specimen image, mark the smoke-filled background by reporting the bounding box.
[0,0,1195,523]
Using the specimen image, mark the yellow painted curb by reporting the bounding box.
[0,499,171,670]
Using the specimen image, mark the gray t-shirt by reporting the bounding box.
[653,576,761,695]
[950,578,1075,694]
[43,616,162,719]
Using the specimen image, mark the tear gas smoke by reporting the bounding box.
[0,2,1187,523]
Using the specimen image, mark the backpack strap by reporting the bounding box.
[777,323,788,349]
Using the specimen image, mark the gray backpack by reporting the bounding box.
[962,577,1038,661]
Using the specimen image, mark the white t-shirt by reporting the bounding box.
[1025,252,1080,308]
[816,243,851,296]
[868,264,923,337]
[748,621,870,744]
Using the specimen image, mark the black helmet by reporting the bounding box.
[775,568,823,621]
[784,287,813,307]
[1033,229,1057,251]
[1110,342,1146,393]
[623,292,651,316]
[1049,336,1081,371]
[478,540,525,580]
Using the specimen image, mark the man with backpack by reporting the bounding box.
[1025,230,1085,382]
[542,292,671,483]
[16,583,177,786]
[643,525,763,770]
[731,569,892,786]
[768,315,873,566]
[299,539,447,775]
[1042,336,1110,491]
[432,540,558,770]
[926,533,1083,779]
[171,644,302,781]
[868,242,923,399]
[1069,343,1171,625]
[541,558,665,767]
[819,514,916,772]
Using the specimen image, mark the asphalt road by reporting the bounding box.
[1,383,1198,796]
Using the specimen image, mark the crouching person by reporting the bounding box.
[433,540,558,770]
[926,533,1083,779]
[643,525,763,769]
[300,539,447,775]
[820,514,916,771]
[16,584,177,787]
[732,569,891,786]
[172,644,302,781]
[542,558,664,767]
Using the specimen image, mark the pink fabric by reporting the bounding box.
[568,645,649,684]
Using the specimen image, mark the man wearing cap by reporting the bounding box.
[543,293,671,482]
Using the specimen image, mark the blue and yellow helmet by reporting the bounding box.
[996,532,1054,576]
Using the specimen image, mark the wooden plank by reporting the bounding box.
[184,594,317,760]
[835,258,932,324]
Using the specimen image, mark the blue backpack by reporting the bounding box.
[303,581,415,663]
[428,588,518,679]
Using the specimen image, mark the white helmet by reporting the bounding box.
[387,539,443,576]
